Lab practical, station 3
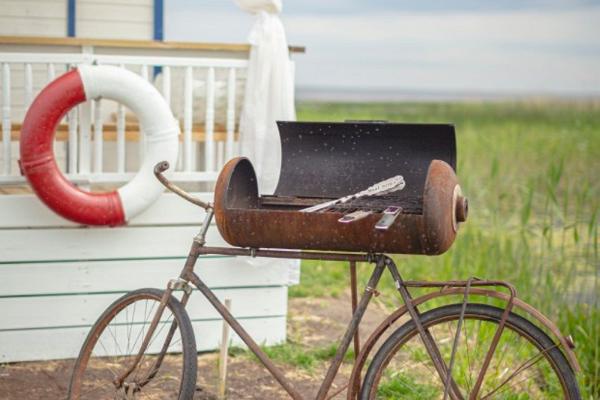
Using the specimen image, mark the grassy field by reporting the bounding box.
[288,100,599,398]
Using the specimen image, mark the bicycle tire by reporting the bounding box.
[68,288,197,399]
[360,303,580,399]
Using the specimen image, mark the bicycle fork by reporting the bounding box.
[114,209,215,390]
[113,270,195,390]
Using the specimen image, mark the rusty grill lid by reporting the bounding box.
[274,121,456,200]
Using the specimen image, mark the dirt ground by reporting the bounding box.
[0,295,392,399]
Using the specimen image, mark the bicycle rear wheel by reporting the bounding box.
[68,288,197,399]
[360,303,580,399]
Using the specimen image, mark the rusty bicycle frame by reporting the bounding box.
[112,162,580,400]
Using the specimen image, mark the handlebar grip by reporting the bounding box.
[154,160,170,176]
[153,161,213,210]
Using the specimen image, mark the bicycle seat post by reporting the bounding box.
[194,207,214,246]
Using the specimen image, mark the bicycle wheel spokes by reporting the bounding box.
[69,289,197,400]
[374,321,469,398]
[364,305,573,400]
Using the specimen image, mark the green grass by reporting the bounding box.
[376,373,438,399]
[229,343,354,373]
[290,100,599,398]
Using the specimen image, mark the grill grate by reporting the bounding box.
[259,195,423,214]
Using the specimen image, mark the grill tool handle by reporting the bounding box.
[154,161,213,210]
[300,175,405,213]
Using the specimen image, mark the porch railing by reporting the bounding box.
[0,45,262,186]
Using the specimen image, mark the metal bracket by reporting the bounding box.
[167,278,193,295]
[565,335,576,349]
[366,253,376,263]
[193,232,206,246]
[365,286,380,297]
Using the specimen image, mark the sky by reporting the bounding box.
[166,0,600,96]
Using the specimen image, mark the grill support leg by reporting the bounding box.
[349,260,361,397]
[350,260,360,359]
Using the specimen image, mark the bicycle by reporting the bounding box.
[67,161,581,399]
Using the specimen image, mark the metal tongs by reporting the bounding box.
[299,175,406,213]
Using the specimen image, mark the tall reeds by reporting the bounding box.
[293,100,599,397]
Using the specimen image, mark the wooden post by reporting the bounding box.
[349,261,360,358]
[225,67,236,161]
[2,63,11,175]
[116,64,126,174]
[218,298,232,399]
[183,66,193,172]
[204,67,216,172]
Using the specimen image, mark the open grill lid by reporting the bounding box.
[274,121,456,201]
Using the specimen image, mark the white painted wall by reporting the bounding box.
[0,193,290,362]
[77,0,154,40]
[0,0,67,37]
[0,0,154,40]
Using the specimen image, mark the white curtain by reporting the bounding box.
[235,0,296,194]
[235,0,299,285]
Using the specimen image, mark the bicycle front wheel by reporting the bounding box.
[68,288,197,399]
[361,303,580,399]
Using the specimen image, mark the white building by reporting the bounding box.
[0,0,303,362]
[1,0,157,40]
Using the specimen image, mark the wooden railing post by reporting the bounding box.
[1,63,10,175]
[116,64,126,173]
[205,67,215,172]
[226,67,236,162]
[183,66,193,172]
[93,99,103,173]
[0,50,255,185]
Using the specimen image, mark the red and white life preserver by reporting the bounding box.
[19,65,179,226]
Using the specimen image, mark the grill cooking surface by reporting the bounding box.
[259,195,423,214]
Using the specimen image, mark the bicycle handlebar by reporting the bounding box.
[154,161,213,210]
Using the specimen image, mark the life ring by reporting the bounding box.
[19,65,179,226]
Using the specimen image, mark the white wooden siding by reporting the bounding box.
[0,192,292,362]
[0,259,290,297]
[0,192,211,228]
[0,287,287,331]
[0,0,67,37]
[1,317,286,362]
[77,0,153,40]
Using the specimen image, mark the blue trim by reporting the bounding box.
[153,0,164,41]
[153,0,164,78]
[67,0,76,37]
